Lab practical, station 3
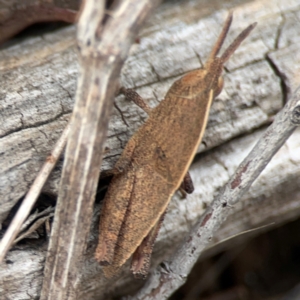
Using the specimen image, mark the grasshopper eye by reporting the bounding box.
[215,76,224,96]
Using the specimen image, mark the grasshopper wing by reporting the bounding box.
[103,165,173,277]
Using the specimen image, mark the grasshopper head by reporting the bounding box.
[166,15,256,100]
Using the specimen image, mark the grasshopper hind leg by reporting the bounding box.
[130,170,194,278]
[129,172,193,277]
[130,210,167,278]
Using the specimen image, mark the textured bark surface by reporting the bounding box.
[0,0,300,298]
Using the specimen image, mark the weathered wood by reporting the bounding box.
[0,122,70,263]
[1,0,300,298]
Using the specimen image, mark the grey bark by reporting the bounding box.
[1,0,300,298]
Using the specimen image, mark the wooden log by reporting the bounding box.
[1,0,300,298]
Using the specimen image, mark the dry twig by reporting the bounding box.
[40,0,161,299]
[0,122,70,262]
[132,87,300,299]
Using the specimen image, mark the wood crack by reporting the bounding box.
[265,54,290,104]
[0,112,70,139]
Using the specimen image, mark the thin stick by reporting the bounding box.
[0,122,70,263]
[131,87,300,299]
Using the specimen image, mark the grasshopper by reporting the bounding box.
[95,13,256,278]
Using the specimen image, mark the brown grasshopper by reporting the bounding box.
[95,13,256,278]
